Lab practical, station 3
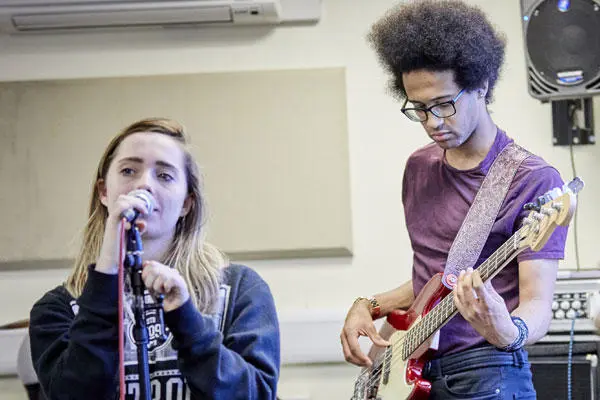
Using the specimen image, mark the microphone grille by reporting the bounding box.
[128,189,155,216]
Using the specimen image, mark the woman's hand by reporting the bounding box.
[142,261,190,312]
[95,193,152,275]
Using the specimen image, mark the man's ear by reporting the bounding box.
[97,179,108,207]
[479,80,489,99]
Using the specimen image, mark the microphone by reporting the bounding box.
[121,189,155,222]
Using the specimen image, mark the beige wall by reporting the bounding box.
[0,69,352,262]
[0,0,599,399]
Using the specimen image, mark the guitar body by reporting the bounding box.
[372,273,450,400]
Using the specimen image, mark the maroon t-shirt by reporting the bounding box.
[404,128,568,356]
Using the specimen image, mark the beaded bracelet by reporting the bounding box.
[499,316,529,352]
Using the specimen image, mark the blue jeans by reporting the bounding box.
[422,346,536,399]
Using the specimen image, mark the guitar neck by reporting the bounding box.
[401,228,527,360]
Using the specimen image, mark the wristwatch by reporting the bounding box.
[354,296,381,319]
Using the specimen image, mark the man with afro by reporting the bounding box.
[341,1,567,398]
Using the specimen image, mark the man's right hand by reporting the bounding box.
[340,299,390,367]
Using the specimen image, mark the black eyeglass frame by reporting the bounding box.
[401,88,466,122]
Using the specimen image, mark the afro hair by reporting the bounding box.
[368,0,507,104]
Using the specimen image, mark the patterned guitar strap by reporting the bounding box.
[442,142,531,289]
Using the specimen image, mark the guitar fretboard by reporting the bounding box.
[400,228,526,360]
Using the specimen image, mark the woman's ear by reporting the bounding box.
[97,179,108,207]
[180,194,193,217]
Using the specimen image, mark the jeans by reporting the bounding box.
[422,346,536,400]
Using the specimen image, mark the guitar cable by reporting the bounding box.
[567,317,575,400]
[567,105,581,271]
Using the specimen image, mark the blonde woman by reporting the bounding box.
[29,118,280,399]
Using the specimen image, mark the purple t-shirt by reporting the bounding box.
[404,128,568,356]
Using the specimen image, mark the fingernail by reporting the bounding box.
[467,267,473,273]
[460,270,465,276]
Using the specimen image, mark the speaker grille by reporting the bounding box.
[528,66,560,96]
[523,0,600,100]
[585,74,600,90]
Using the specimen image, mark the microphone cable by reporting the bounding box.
[118,219,126,400]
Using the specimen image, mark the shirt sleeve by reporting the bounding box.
[29,268,120,400]
[163,269,280,400]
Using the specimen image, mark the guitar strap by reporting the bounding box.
[442,142,531,289]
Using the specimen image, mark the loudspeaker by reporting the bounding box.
[520,0,600,101]
[526,342,600,399]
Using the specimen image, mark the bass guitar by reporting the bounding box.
[351,177,584,400]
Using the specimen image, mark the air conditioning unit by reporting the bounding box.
[0,0,321,33]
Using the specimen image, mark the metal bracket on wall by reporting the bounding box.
[552,97,596,146]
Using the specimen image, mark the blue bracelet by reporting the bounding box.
[499,316,529,352]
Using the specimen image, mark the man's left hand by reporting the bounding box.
[454,267,518,348]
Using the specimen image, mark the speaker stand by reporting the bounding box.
[552,97,596,146]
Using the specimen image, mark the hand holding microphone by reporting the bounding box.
[96,189,156,275]
[120,189,155,222]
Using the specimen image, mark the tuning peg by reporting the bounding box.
[565,177,585,194]
[532,213,545,221]
[523,202,541,212]
[540,207,555,216]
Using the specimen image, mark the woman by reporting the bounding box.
[29,118,280,399]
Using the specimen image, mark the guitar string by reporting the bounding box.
[354,193,572,397]
[362,241,527,392]
[355,245,510,392]
[354,229,525,394]
[357,239,516,393]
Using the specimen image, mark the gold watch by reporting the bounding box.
[354,296,381,319]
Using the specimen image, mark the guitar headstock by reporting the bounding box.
[519,177,584,251]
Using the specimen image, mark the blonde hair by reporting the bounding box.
[65,118,227,313]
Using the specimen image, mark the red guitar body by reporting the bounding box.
[386,273,451,400]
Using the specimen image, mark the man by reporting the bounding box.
[340,1,567,398]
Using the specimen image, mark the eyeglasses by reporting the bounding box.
[401,89,465,122]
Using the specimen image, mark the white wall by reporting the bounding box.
[1,0,599,398]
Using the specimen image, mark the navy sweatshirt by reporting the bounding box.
[29,264,280,400]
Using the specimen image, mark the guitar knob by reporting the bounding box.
[566,309,577,319]
[560,300,571,310]
[552,301,559,311]
[555,309,566,319]
[571,300,582,310]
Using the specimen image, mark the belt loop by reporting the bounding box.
[423,361,431,377]
[512,349,524,367]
